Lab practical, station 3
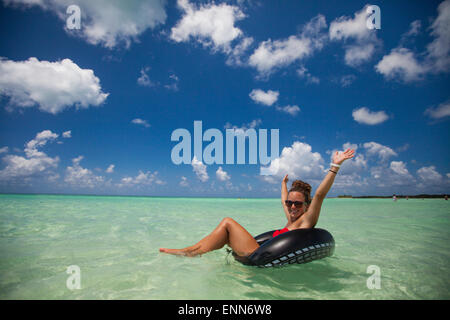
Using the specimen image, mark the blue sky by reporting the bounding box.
[0,0,449,197]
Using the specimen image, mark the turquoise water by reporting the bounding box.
[0,194,449,300]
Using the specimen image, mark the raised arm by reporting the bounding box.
[281,174,291,222]
[293,148,355,228]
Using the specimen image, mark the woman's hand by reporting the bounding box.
[282,174,289,184]
[332,148,355,165]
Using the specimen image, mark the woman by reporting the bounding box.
[159,148,355,259]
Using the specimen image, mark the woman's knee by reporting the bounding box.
[221,217,236,227]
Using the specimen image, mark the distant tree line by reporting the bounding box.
[337,194,448,199]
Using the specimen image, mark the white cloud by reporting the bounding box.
[164,73,180,91]
[170,0,245,54]
[301,13,328,42]
[258,139,447,194]
[297,66,320,84]
[390,161,410,176]
[179,176,189,187]
[375,1,450,82]
[260,141,324,182]
[330,172,368,190]
[338,154,367,176]
[249,14,327,76]
[329,5,381,66]
[0,154,59,181]
[340,74,356,87]
[0,57,108,114]
[0,130,60,182]
[118,170,164,187]
[408,20,422,36]
[137,70,179,90]
[245,119,262,129]
[224,119,262,135]
[424,100,450,119]
[0,147,8,154]
[62,130,72,138]
[329,6,371,41]
[216,166,230,181]
[388,162,416,187]
[415,166,450,193]
[225,36,254,66]
[327,144,366,176]
[348,154,367,172]
[25,130,59,158]
[106,164,115,173]
[352,107,389,125]
[426,0,450,73]
[275,105,300,116]
[249,89,279,106]
[131,118,151,128]
[401,20,422,43]
[342,142,359,151]
[3,0,167,49]
[396,143,410,153]
[137,67,154,87]
[370,162,415,187]
[329,148,414,189]
[417,166,443,185]
[344,43,375,66]
[375,48,426,82]
[249,35,314,76]
[64,156,104,189]
[47,173,60,183]
[363,142,397,162]
[169,0,255,67]
[249,89,299,116]
[191,156,208,182]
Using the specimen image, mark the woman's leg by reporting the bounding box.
[159,217,259,257]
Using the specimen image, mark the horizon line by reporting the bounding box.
[0,192,448,199]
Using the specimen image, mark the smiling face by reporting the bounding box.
[286,191,308,222]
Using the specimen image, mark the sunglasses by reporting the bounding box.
[285,200,305,207]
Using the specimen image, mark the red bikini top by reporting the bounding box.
[272,227,289,237]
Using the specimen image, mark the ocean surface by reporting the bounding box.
[0,194,449,300]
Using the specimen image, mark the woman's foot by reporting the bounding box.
[159,245,201,257]
[159,248,188,256]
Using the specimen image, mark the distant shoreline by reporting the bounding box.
[0,192,448,199]
[334,194,448,199]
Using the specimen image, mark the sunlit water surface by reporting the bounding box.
[0,194,449,299]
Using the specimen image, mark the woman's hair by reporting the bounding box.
[289,180,312,204]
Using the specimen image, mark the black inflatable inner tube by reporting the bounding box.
[233,228,335,268]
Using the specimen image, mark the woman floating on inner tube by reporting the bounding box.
[159,148,355,260]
